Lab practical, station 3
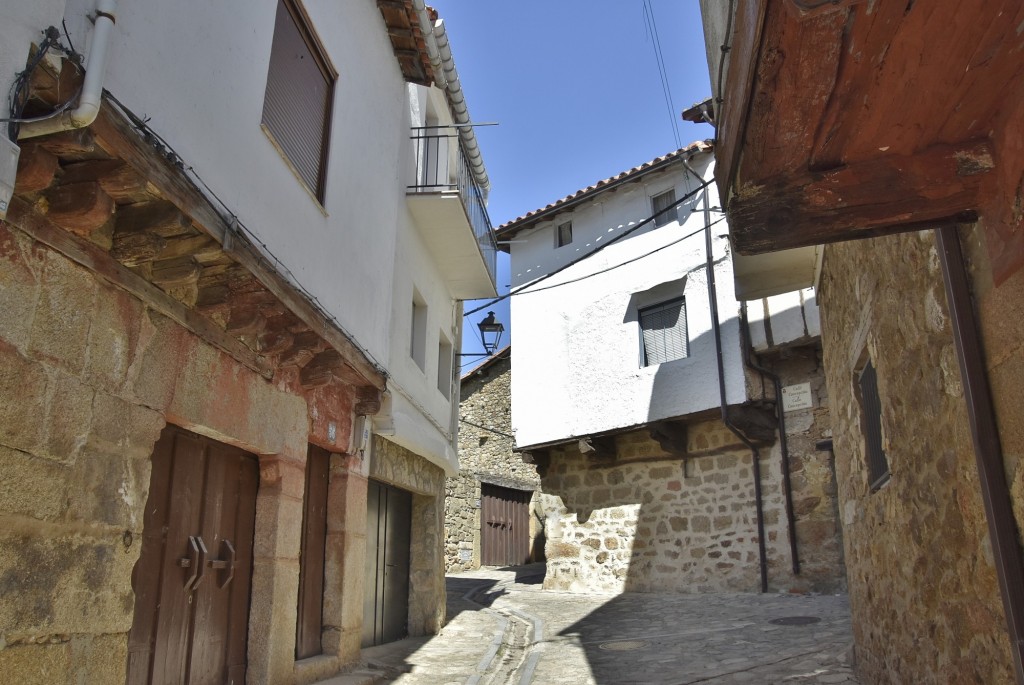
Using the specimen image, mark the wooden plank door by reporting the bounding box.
[480,484,531,567]
[295,445,330,659]
[127,425,258,685]
[362,480,412,647]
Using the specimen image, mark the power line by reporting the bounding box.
[643,0,682,150]
[466,175,712,317]
[514,215,727,296]
[459,418,515,440]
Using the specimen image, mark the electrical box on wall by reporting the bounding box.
[0,136,20,220]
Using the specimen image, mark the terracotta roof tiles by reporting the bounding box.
[495,140,712,241]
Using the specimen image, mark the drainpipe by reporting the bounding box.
[410,1,489,198]
[935,224,1024,684]
[740,302,800,575]
[688,158,768,592]
[19,0,118,139]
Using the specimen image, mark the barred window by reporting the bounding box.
[640,297,688,366]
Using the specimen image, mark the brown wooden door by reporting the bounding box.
[127,425,259,685]
[295,445,330,659]
[480,484,532,567]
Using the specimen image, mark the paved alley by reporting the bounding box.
[329,564,858,685]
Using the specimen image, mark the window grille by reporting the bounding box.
[652,189,678,228]
[640,297,688,366]
[262,0,335,201]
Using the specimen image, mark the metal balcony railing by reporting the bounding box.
[408,127,497,284]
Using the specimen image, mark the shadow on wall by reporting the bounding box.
[541,318,780,595]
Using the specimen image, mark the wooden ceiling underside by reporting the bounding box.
[721,0,1024,279]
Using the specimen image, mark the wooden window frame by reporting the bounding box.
[295,444,331,660]
[652,188,678,228]
[437,331,453,399]
[262,0,337,203]
[411,290,427,372]
[555,220,573,248]
[639,296,689,367]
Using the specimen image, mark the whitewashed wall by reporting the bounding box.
[6,0,470,472]
[746,288,822,352]
[509,153,747,449]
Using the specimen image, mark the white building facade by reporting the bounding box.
[498,146,845,595]
[0,1,494,683]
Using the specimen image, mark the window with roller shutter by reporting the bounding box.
[262,0,336,202]
[639,297,688,366]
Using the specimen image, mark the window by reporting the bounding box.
[262,0,336,202]
[296,445,330,659]
[858,359,890,491]
[639,297,688,366]
[437,332,453,399]
[555,221,573,248]
[652,189,678,228]
[411,292,427,371]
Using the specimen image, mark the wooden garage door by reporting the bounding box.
[126,425,259,685]
[480,484,532,567]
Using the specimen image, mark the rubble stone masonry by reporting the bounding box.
[539,404,844,595]
[446,354,541,572]
[819,229,1013,684]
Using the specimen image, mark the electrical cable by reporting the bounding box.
[465,174,712,317]
[643,0,682,149]
[102,91,390,379]
[7,26,62,139]
[459,418,515,440]
[714,0,736,144]
[514,216,727,296]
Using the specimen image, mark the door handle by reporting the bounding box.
[179,535,208,592]
[207,539,236,589]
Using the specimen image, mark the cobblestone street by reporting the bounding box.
[323,564,858,685]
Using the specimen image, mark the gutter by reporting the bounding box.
[741,301,800,575]
[688,158,768,593]
[935,224,1024,684]
[411,0,489,198]
[19,0,118,139]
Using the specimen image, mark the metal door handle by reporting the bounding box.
[179,535,208,592]
[208,539,236,589]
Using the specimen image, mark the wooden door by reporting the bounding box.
[362,480,412,647]
[127,425,259,685]
[295,445,330,659]
[480,484,531,567]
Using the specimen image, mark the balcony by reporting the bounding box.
[406,127,498,299]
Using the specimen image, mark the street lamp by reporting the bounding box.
[477,311,505,355]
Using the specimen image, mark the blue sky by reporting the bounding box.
[439,1,715,367]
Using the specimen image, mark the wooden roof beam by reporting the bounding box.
[728,139,994,254]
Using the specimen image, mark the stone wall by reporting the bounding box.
[0,220,374,685]
[819,229,1012,683]
[370,435,446,636]
[447,353,542,572]
[760,348,846,592]
[538,403,844,594]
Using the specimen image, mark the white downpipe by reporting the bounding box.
[19,0,117,139]
[410,1,490,197]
